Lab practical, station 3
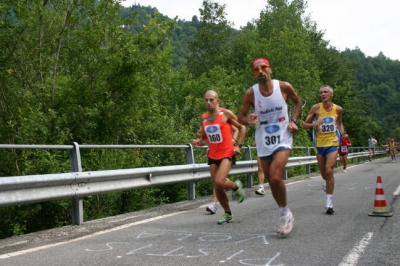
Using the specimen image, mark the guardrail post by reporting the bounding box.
[359,147,363,163]
[69,142,83,225]
[244,145,253,188]
[186,144,196,200]
[282,168,288,180]
[305,147,311,174]
[350,147,354,165]
[356,147,360,163]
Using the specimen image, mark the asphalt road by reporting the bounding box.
[1,156,399,266]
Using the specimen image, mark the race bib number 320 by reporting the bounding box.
[319,116,336,133]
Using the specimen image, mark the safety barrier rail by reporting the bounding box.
[0,143,386,225]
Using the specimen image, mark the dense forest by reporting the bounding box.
[1,0,399,239]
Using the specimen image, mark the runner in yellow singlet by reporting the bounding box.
[389,138,397,162]
[302,85,346,215]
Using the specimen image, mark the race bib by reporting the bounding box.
[205,124,223,143]
[341,146,348,153]
[319,116,336,133]
[261,124,282,147]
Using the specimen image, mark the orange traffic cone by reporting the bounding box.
[369,176,392,217]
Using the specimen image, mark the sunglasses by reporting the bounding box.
[253,65,270,73]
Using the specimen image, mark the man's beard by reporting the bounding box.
[257,75,267,83]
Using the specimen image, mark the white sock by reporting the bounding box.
[280,206,289,216]
[326,194,333,208]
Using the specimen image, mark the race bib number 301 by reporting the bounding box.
[205,125,223,143]
[262,124,281,147]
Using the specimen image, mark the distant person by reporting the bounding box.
[389,138,396,162]
[303,85,345,215]
[252,142,265,195]
[238,57,302,235]
[192,90,246,224]
[368,136,377,161]
[255,157,265,195]
[339,132,352,172]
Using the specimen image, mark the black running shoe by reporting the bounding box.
[326,208,335,215]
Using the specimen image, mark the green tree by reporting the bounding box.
[0,0,181,238]
[187,0,234,77]
[390,127,400,142]
[255,0,321,107]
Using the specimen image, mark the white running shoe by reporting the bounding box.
[343,169,347,173]
[255,186,265,195]
[206,203,217,214]
[278,211,294,235]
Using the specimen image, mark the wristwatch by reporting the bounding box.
[291,118,298,125]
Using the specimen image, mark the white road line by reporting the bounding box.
[0,240,28,250]
[0,211,188,260]
[338,232,374,266]
[286,180,305,186]
[393,184,400,196]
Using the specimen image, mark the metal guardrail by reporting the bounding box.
[0,143,386,225]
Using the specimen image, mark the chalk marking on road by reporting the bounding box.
[219,249,244,263]
[147,246,185,256]
[239,252,284,266]
[85,242,129,252]
[137,231,167,239]
[176,233,192,241]
[199,235,232,242]
[186,248,208,258]
[393,184,400,196]
[0,211,188,260]
[338,232,374,266]
[126,244,152,255]
[235,235,269,245]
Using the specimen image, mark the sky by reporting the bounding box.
[121,0,400,61]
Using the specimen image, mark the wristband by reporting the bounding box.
[291,118,298,125]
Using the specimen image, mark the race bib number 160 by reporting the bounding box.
[205,125,223,143]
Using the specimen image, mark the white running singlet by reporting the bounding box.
[254,80,292,156]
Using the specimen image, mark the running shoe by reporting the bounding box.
[326,207,335,215]
[322,183,326,192]
[233,180,244,203]
[255,187,265,195]
[217,213,233,225]
[343,169,347,173]
[278,211,294,235]
[206,203,217,214]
